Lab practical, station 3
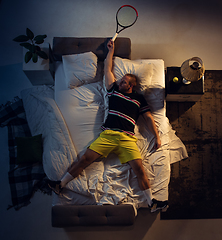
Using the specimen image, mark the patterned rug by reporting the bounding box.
[161,70,222,219]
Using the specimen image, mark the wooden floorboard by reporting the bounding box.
[161,70,222,219]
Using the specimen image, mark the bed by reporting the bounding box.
[21,37,188,226]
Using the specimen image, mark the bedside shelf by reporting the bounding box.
[165,67,204,102]
[23,44,54,86]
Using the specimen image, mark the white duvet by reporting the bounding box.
[21,80,188,211]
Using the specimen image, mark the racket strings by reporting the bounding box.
[117,7,137,27]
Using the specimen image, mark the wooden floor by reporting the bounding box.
[161,70,222,219]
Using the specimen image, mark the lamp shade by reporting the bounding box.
[180,57,205,83]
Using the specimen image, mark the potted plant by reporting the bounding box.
[13,28,48,63]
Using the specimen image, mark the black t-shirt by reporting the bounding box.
[102,83,150,135]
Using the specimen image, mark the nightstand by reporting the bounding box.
[165,67,204,102]
[23,43,54,86]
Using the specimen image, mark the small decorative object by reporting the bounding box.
[173,77,179,83]
[180,57,205,84]
[13,28,48,63]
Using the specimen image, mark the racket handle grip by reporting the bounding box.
[112,33,118,41]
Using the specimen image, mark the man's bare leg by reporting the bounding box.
[48,148,101,193]
[128,158,169,212]
[68,148,101,178]
[128,159,153,206]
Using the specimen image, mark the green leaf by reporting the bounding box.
[20,42,32,50]
[30,44,36,53]
[25,51,32,63]
[34,35,47,44]
[26,28,34,40]
[32,53,38,63]
[35,39,44,44]
[34,34,47,41]
[37,50,48,60]
[13,35,29,42]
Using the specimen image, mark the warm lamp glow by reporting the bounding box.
[180,57,205,84]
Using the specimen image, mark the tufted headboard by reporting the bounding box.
[52,37,131,61]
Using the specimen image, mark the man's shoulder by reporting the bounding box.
[132,92,149,107]
[131,91,145,99]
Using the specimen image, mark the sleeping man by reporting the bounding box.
[48,40,168,213]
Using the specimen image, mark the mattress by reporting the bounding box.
[20,62,188,213]
[50,58,187,209]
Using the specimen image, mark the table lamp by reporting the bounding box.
[180,57,205,84]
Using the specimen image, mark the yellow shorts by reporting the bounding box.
[89,130,142,164]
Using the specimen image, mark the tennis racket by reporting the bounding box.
[112,5,138,41]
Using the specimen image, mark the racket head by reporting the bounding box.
[116,5,138,28]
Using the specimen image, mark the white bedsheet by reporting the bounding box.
[53,59,187,207]
[21,59,188,211]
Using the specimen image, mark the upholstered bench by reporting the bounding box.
[52,204,135,227]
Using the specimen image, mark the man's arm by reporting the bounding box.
[104,40,115,90]
[142,111,161,150]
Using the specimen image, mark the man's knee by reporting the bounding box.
[78,149,101,168]
[134,165,146,177]
[129,159,145,177]
[78,154,91,168]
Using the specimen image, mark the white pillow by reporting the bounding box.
[62,52,98,88]
[113,57,153,94]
